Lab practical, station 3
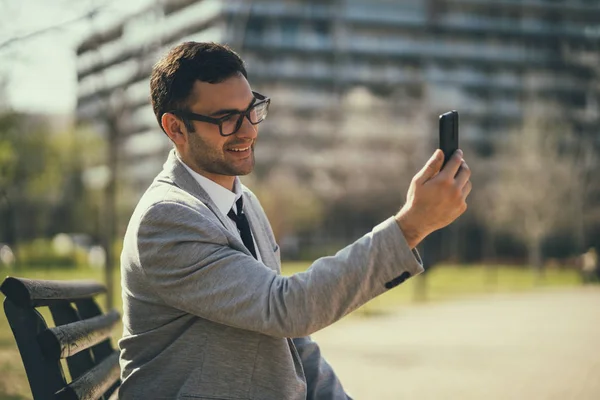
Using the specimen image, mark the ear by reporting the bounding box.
[161,113,187,146]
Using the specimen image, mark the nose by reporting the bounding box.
[235,115,258,140]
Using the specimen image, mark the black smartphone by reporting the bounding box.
[439,110,459,167]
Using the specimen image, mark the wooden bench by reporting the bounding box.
[1,276,121,400]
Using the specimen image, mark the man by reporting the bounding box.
[119,42,471,399]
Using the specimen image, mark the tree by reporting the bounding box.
[0,110,104,258]
[487,101,585,279]
[245,169,324,257]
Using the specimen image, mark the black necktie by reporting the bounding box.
[227,197,258,259]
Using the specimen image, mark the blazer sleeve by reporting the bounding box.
[135,200,423,338]
[292,336,352,400]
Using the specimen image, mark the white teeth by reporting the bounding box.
[230,147,249,152]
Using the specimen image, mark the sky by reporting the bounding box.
[0,0,152,115]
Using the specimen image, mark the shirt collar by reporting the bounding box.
[176,153,243,216]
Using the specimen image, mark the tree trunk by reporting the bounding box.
[1,189,19,269]
[413,231,441,302]
[528,237,544,284]
[413,272,428,302]
[484,230,498,289]
[103,125,118,310]
[573,187,586,253]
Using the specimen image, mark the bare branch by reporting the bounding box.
[0,6,103,51]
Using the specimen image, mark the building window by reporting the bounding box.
[281,19,300,46]
[246,17,265,36]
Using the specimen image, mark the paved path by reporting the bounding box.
[313,287,600,400]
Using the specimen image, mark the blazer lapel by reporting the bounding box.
[160,150,271,263]
[242,192,279,272]
[159,150,233,231]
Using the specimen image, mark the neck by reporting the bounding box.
[177,150,236,192]
[203,172,236,192]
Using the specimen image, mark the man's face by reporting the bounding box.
[181,74,258,187]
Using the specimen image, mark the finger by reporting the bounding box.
[454,160,471,188]
[461,180,472,200]
[439,149,463,179]
[415,149,444,184]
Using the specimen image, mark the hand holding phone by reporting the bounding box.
[394,109,471,248]
[439,110,459,168]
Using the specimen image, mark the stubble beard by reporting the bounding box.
[188,131,255,177]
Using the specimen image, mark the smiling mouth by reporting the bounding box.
[228,146,251,152]
[226,141,254,154]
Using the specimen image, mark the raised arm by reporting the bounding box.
[136,201,423,338]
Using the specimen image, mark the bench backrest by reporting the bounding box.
[1,276,121,400]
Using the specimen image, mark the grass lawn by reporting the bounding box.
[0,263,580,399]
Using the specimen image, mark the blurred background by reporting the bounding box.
[1,0,599,399]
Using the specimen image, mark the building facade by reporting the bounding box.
[76,0,599,190]
[76,0,600,261]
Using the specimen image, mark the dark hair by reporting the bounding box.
[150,41,248,132]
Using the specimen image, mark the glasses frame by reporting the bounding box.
[170,91,270,137]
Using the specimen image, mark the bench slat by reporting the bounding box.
[3,299,67,400]
[38,310,121,359]
[0,277,106,308]
[55,351,120,400]
[75,299,121,398]
[49,303,97,381]
[2,277,121,400]
[75,299,115,361]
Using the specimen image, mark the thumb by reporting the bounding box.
[415,150,443,184]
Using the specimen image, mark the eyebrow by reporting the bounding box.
[209,98,256,117]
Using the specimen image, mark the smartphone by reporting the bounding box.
[439,110,459,167]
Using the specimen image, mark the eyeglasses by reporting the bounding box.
[170,91,270,137]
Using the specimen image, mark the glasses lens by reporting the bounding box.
[219,99,270,136]
[221,114,241,136]
[248,101,269,124]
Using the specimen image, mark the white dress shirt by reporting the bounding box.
[177,154,262,262]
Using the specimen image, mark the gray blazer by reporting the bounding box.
[118,150,424,399]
